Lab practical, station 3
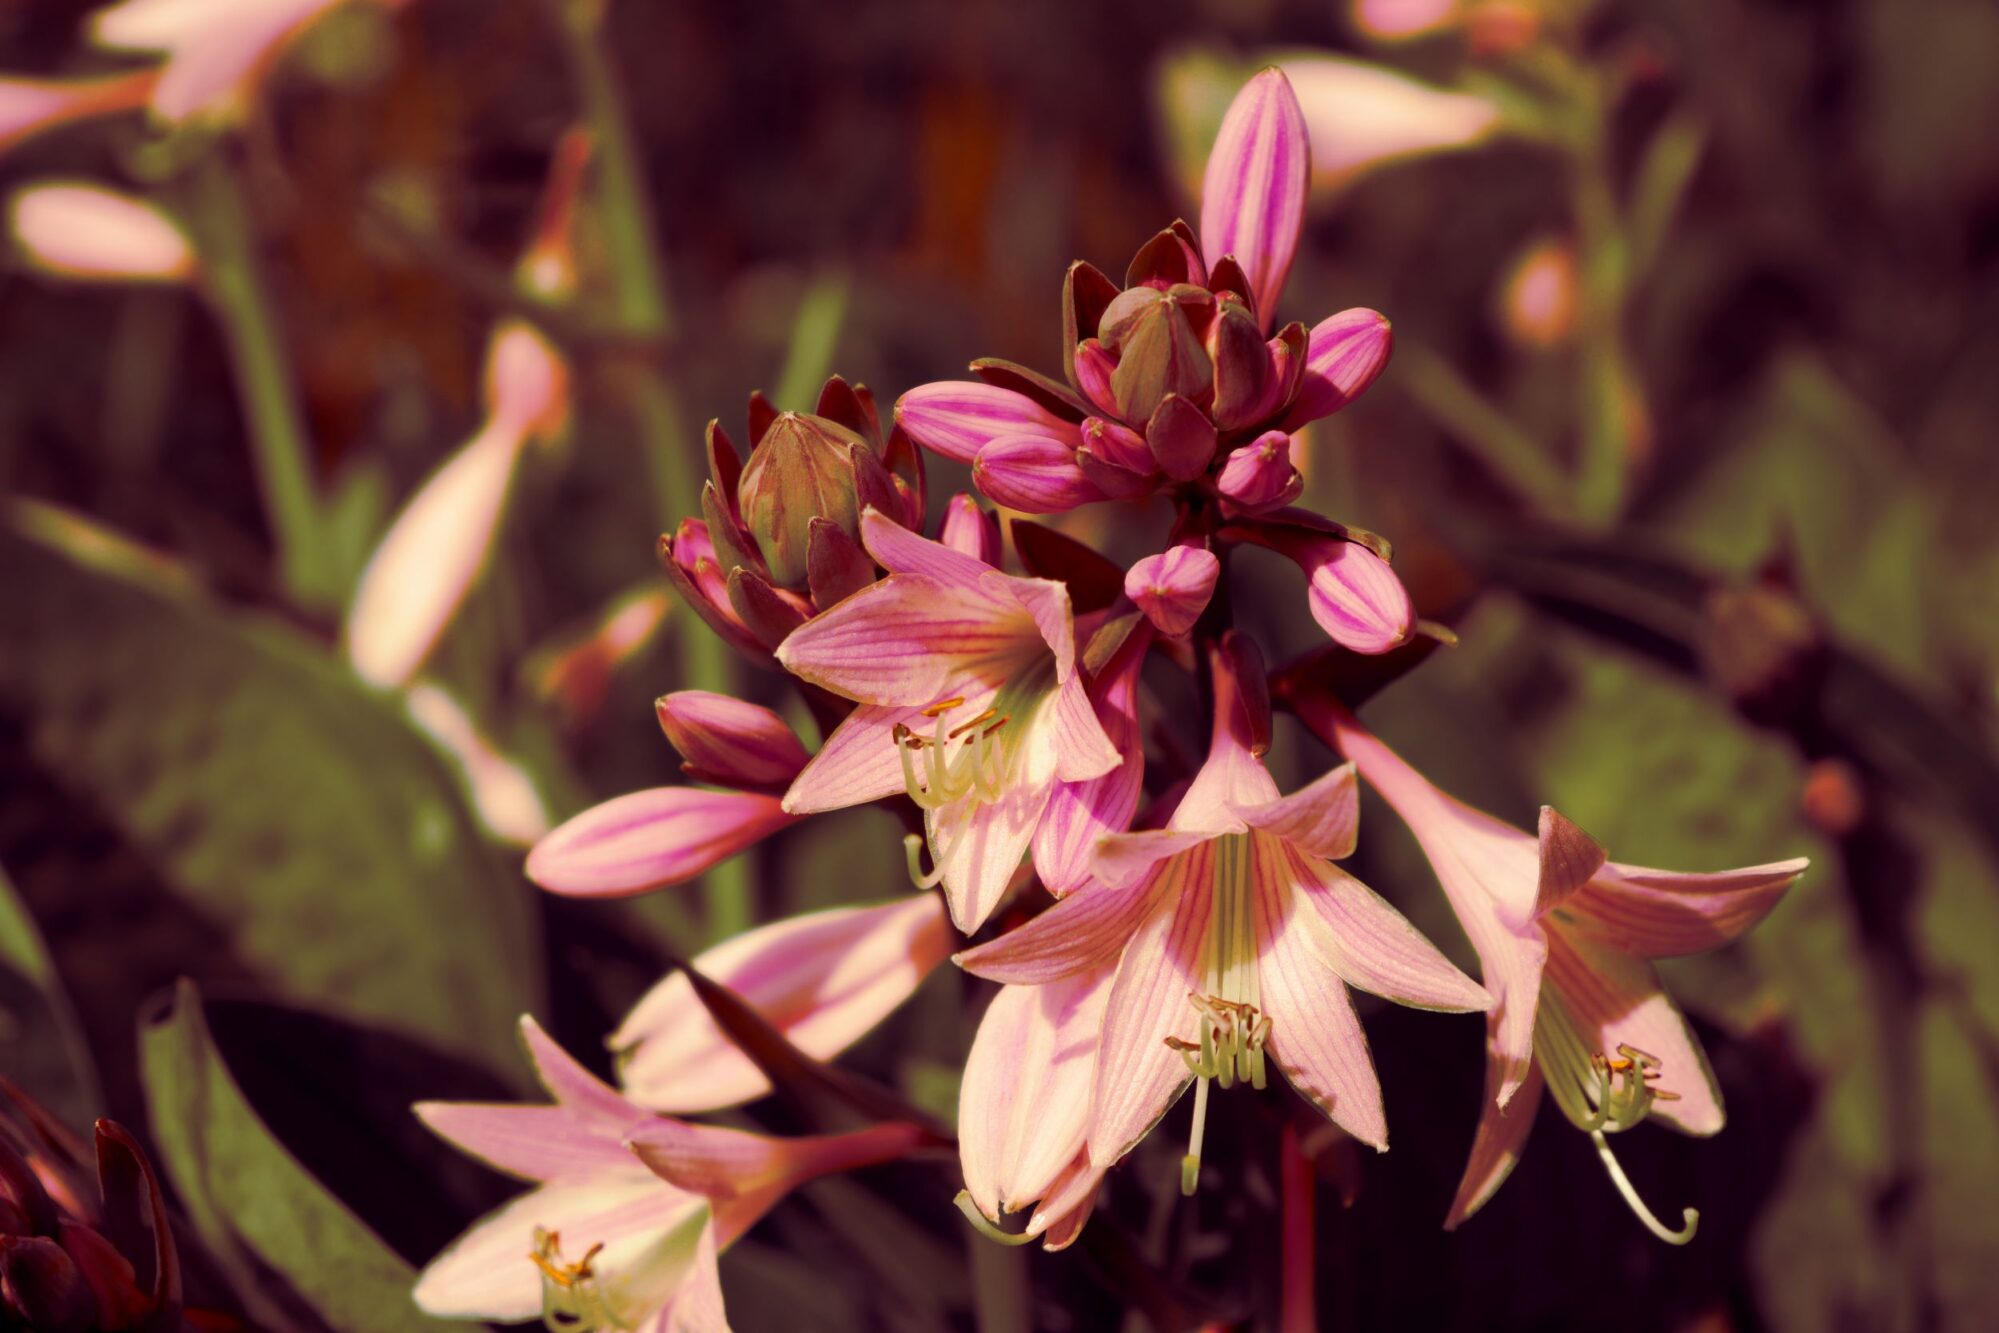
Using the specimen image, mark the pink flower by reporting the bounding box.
[414,1016,920,1328]
[958,635,1487,1194]
[527,788,799,900]
[1125,546,1220,639]
[1279,55,1502,194]
[0,70,157,156]
[1302,698,1807,1241]
[777,509,1123,932]
[893,69,1390,514]
[6,182,194,284]
[613,895,953,1113]
[1225,517,1415,655]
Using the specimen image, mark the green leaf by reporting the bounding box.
[139,979,460,1332]
[0,862,100,1129]
[0,505,540,1071]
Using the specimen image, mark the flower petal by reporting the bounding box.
[525,788,795,898]
[1539,927,1724,1136]
[1033,648,1146,896]
[614,896,952,1113]
[1025,1153,1106,1252]
[1125,546,1220,639]
[659,1217,730,1333]
[989,572,1077,680]
[1280,843,1490,1012]
[932,780,1057,934]
[1200,67,1310,331]
[1233,762,1359,861]
[1280,308,1393,431]
[413,1103,633,1182]
[858,505,991,584]
[973,435,1105,514]
[1563,857,1808,958]
[413,1175,696,1321]
[776,574,1034,705]
[895,382,1080,464]
[956,862,1169,984]
[1305,539,1414,655]
[1534,806,1607,917]
[959,973,1111,1219]
[1443,1059,1544,1229]
[1088,844,1213,1167]
[1252,857,1385,1149]
[1042,670,1121,783]
[780,703,922,815]
[8,181,196,284]
[519,1015,642,1126]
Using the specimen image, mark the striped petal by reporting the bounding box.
[1033,644,1146,895]
[776,574,1035,705]
[956,859,1170,984]
[930,779,1058,934]
[895,382,1080,463]
[1233,762,1359,861]
[859,505,992,584]
[781,702,927,815]
[1563,857,1807,958]
[526,788,795,898]
[1280,308,1393,431]
[1276,841,1488,1012]
[1199,67,1310,331]
[1444,1058,1544,1229]
[412,1103,634,1182]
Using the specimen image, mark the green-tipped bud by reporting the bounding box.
[737,411,894,589]
[1109,298,1213,425]
[1206,296,1270,430]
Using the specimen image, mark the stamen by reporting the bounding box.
[922,697,967,718]
[902,834,945,890]
[1181,1074,1212,1196]
[947,708,999,739]
[953,1189,1038,1247]
[1590,1129,1699,1246]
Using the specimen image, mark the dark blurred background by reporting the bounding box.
[3,0,1998,1329]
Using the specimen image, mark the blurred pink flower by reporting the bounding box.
[527,786,798,899]
[90,0,403,123]
[777,509,1122,933]
[404,683,550,846]
[1350,0,1461,41]
[0,70,157,155]
[1280,55,1502,193]
[343,319,568,689]
[1496,234,1578,349]
[1304,698,1807,1240]
[414,1016,920,1329]
[7,182,194,283]
[613,895,953,1113]
[959,635,1486,1193]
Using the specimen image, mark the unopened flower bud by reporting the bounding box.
[1299,536,1413,654]
[656,691,809,790]
[938,493,1001,564]
[1109,297,1213,424]
[1145,394,1218,482]
[972,436,1104,513]
[737,411,895,589]
[1207,297,1272,430]
[1216,431,1302,513]
[1126,546,1220,637]
[1079,417,1154,475]
[7,182,194,285]
[1282,308,1392,430]
[1496,237,1577,350]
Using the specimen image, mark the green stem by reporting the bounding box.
[1569,71,1636,528]
[773,274,850,411]
[185,152,328,607]
[1397,343,1571,517]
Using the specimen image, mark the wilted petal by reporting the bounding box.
[1200,67,1310,330]
[1564,857,1807,958]
[1088,845,1213,1167]
[615,895,952,1113]
[778,575,1035,705]
[1279,843,1490,1012]
[956,860,1170,984]
[1232,762,1358,861]
[656,691,809,790]
[345,418,526,688]
[1444,1058,1543,1229]
[895,382,1080,464]
[959,973,1111,1220]
[973,435,1105,513]
[1538,928,1724,1136]
[1125,547,1220,638]
[1281,309,1393,430]
[525,788,795,898]
[781,702,929,815]
[1252,858,1386,1149]
[413,1176,698,1321]
[1301,538,1414,655]
[8,182,194,283]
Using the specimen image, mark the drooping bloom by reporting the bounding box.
[613,894,953,1113]
[778,508,1123,932]
[959,634,1488,1193]
[955,970,1112,1250]
[415,1016,921,1330]
[6,182,195,284]
[90,0,406,124]
[1296,695,1807,1241]
[895,68,1392,520]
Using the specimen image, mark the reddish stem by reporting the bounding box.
[1280,1120,1316,1333]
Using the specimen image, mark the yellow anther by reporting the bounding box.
[921,697,966,718]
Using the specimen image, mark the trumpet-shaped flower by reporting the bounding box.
[777,509,1122,932]
[959,635,1487,1193]
[415,1016,921,1331]
[1301,697,1807,1241]
[613,895,953,1113]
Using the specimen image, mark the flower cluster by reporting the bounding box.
[414,67,1807,1330]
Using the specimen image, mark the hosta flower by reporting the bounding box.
[958,634,1487,1193]
[415,1016,921,1331]
[0,70,157,157]
[895,68,1392,516]
[778,509,1123,932]
[6,181,195,284]
[1301,697,1807,1241]
[613,895,953,1113]
[658,379,922,659]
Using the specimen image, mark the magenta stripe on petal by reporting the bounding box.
[896,382,1080,463]
[1200,68,1310,332]
[1305,539,1414,654]
[1281,308,1393,430]
[526,787,795,897]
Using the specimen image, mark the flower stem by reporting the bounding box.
[1589,1129,1698,1245]
[1279,1121,1317,1333]
[185,150,329,608]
